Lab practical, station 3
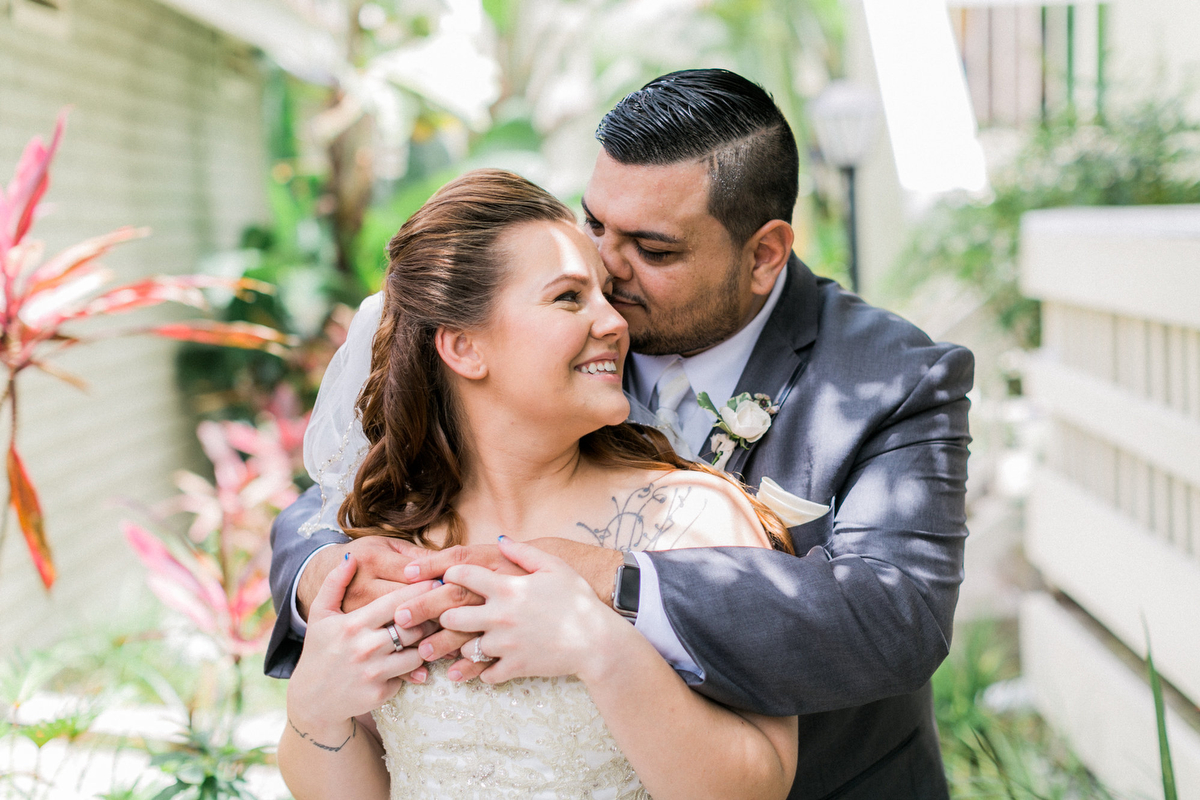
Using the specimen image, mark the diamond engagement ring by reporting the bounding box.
[386,623,403,652]
[468,637,493,664]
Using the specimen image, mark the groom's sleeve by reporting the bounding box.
[642,346,973,717]
[264,484,350,678]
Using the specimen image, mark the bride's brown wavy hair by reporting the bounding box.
[340,168,792,554]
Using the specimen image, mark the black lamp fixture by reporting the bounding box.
[810,80,880,294]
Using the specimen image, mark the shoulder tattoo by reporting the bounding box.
[576,480,706,551]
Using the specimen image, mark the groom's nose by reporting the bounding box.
[595,237,633,283]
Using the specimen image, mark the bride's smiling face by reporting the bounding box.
[470,219,630,432]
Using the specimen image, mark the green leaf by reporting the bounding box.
[1144,623,1178,800]
[696,392,721,417]
[150,782,189,800]
[727,392,753,409]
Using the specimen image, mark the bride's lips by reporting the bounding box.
[573,354,621,380]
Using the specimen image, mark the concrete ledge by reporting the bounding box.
[1020,205,1200,328]
[1020,592,1200,799]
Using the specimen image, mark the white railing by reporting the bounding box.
[1019,204,1200,798]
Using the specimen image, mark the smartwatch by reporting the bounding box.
[611,550,640,622]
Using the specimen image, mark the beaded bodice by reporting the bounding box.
[372,659,649,799]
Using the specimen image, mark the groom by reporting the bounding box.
[267,69,972,799]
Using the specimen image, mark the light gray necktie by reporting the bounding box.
[652,357,695,460]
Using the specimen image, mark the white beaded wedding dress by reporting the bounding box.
[371,660,650,799]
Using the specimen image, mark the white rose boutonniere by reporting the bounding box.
[698,391,779,468]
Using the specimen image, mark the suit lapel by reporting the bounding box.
[698,256,822,475]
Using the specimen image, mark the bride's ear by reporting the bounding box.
[434,327,488,380]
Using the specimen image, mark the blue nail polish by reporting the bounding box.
[497,535,507,542]
[344,552,350,561]
[434,580,443,587]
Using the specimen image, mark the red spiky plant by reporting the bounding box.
[0,110,293,590]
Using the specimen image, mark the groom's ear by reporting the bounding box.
[434,327,488,380]
[744,219,794,297]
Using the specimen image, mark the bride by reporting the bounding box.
[276,169,798,799]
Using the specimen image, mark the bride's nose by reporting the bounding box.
[591,296,627,340]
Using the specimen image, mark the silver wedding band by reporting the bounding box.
[386,623,403,652]
[468,637,493,664]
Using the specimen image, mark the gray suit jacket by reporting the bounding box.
[265,256,972,800]
[645,257,971,799]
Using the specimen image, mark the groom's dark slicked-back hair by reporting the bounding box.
[595,68,800,245]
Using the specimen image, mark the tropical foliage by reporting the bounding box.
[890,96,1200,348]
[935,621,1114,799]
[123,391,308,713]
[0,112,293,590]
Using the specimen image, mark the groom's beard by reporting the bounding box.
[623,256,745,356]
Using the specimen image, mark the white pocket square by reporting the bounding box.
[757,477,829,527]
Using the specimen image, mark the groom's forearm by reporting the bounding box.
[266,485,348,678]
[645,542,960,715]
[528,537,624,607]
[269,486,348,615]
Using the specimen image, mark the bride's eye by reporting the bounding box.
[555,290,581,304]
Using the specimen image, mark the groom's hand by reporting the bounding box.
[398,539,623,681]
[402,538,621,606]
[297,536,428,621]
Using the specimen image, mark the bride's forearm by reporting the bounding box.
[277,712,389,800]
[578,616,798,800]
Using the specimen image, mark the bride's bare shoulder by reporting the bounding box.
[587,467,770,552]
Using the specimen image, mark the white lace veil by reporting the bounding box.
[299,292,383,538]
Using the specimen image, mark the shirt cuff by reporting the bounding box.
[631,551,705,680]
[290,543,338,636]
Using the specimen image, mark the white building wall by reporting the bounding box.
[1108,0,1200,118]
[1019,205,1200,799]
[0,0,268,648]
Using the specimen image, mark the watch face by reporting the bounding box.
[616,567,641,612]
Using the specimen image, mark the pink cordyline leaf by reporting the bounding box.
[165,469,222,542]
[148,320,295,356]
[22,226,149,298]
[264,385,310,460]
[230,571,271,621]
[196,420,248,505]
[125,518,274,656]
[18,268,113,328]
[220,419,266,459]
[121,521,226,634]
[41,275,272,327]
[8,445,54,590]
[0,109,67,256]
[3,240,45,294]
[219,418,299,510]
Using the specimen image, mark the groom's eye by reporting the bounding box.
[635,244,671,263]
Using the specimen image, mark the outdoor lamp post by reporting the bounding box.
[810,81,880,294]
